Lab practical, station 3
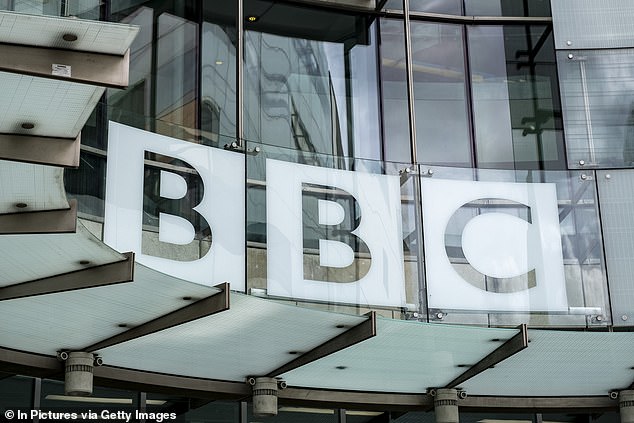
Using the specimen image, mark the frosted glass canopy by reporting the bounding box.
[0,11,139,55]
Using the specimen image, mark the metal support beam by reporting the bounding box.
[84,282,230,352]
[265,311,377,378]
[0,132,80,168]
[444,324,528,388]
[0,199,77,235]
[93,364,251,400]
[0,346,620,413]
[0,43,130,89]
[0,252,134,301]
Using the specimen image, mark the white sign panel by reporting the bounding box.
[104,122,245,290]
[422,177,567,312]
[266,159,406,307]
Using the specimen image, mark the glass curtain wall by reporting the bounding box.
[58,0,620,328]
[243,0,382,163]
[380,3,565,170]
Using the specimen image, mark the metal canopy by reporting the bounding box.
[461,329,634,396]
[0,73,104,139]
[444,324,528,389]
[278,318,520,393]
[98,293,369,382]
[0,264,220,356]
[0,11,138,55]
[0,11,138,168]
[0,222,127,287]
[0,161,68,213]
[84,282,230,352]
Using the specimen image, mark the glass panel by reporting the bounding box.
[108,4,155,132]
[558,49,634,168]
[552,0,634,50]
[247,403,334,423]
[380,18,411,163]
[0,0,62,16]
[421,166,609,327]
[409,0,462,15]
[596,169,634,326]
[65,151,107,219]
[108,2,204,143]
[155,13,198,140]
[41,379,137,417]
[468,25,565,170]
[243,0,382,161]
[383,0,403,10]
[68,0,101,19]
[411,21,471,166]
[0,375,32,410]
[461,330,634,396]
[147,395,239,422]
[201,2,237,147]
[0,0,100,18]
[281,317,518,392]
[246,141,421,317]
[465,0,551,17]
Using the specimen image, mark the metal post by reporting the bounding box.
[138,392,147,423]
[434,389,459,423]
[236,0,244,147]
[401,0,418,164]
[336,408,347,423]
[33,378,41,423]
[239,401,248,423]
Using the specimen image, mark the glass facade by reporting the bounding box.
[3,0,634,418]
[48,0,632,329]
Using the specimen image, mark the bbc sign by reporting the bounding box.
[104,122,568,312]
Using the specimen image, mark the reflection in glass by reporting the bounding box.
[410,0,462,15]
[243,0,382,162]
[380,18,411,163]
[108,5,155,131]
[380,19,411,162]
[468,25,564,169]
[65,151,107,218]
[411,21,471,166]
[155,13,198,139]
[465,0,551,17]
[559,49,634,168]
[201,2,237,147]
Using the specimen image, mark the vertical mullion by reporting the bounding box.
[463,25,477,168]
[402,0,418,164]
[237,0,244,147]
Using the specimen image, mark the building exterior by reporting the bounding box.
[2,0,634,422]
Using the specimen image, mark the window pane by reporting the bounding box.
[155,13,198,139]
[380,18,411,163]
[108,2,201,142]
[468,25,564,169]
[465,0,551,17]
[243,0,382,161]
[410,0,462,15]
[559,49,634,168]
[202,2,237,147]
[411,22,471,166]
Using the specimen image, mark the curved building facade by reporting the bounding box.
[1,0,634,422]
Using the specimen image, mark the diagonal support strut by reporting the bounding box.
[84,282,230,352]
[444,324,528,389]
[265,311,377,378]
[0,252,134,301]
